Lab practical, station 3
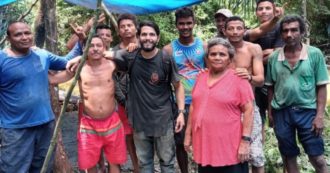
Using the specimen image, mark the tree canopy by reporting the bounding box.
[1,0,330,51]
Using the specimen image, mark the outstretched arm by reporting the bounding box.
[66,14,106,50]
[48,70,75,84]
[246,7,284,42]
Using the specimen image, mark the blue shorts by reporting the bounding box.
[0,121,55,173]
[273,107,324,157]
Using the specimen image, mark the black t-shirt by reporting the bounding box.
[244,23,284,50]
[112,44,128,105]
[244,23,285,95]
[253,24,284,50]
[114,49,180,137]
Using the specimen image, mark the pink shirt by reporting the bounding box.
[191,69,254,166]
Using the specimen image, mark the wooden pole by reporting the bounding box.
[40,0,103,172]
[101,2,118,33]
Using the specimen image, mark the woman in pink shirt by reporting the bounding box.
[184,38,254,173]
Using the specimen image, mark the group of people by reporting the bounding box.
[0,0,329,173]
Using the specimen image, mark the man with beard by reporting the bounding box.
[224,16,265,173]
[104,20,185,173]
[0,21,81,173]
[266,15,329,173]
[163,7,206,173]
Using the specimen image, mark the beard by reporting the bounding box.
[141,41,157,52]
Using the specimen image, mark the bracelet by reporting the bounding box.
[241,135,252,142]
[178,109,186,114]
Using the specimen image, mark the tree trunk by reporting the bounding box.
[35,0,74,172]
[34,2,45,48]
[302,0,310,45]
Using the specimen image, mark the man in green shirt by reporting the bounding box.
[265,15,329,173]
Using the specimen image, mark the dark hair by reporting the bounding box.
[96,24,111,31]
[256,0,274,7]
[207,37,235,60]
[83,34,107,49]
[224,16,245,29]
[280,15,306,34]
[6,21,28,36]
[175,7,195,24]
[117,13,138,28]
[137,20,160,36]
[256,0,275,12]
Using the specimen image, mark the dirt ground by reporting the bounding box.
[61,112,194,173]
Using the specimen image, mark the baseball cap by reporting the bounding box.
[214,9,233,18]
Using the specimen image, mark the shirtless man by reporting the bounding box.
[49,35,126,173]
[224,16,265,173]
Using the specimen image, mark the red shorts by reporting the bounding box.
[77,111,127,170]
[118,105,133,135]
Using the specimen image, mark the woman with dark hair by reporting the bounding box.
[184,37,254,173]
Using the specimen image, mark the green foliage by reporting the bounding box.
[56,0,95,54]
[277,0,330,45]
[264,112,330,172]
[138,12,176,47]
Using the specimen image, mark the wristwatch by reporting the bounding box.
[241,136,252,142]
[178,109,186,114]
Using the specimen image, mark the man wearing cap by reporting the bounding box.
[214,7,283,40]
[214,8,233,38]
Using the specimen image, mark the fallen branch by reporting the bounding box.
[40,0,103,172]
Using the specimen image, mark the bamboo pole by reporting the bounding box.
[40,0,103,172]
[101,2,118,33]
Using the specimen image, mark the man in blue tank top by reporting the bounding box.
[163,7,206,173]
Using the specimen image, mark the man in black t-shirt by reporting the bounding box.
[244,0,285,143]
[105,20,185,173]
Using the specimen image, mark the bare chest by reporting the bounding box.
[234,50,253,71]
[80,65,115,89]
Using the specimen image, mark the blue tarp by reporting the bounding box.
[64,0,205,14]
[0,0,205,14]
[0,0,16,6]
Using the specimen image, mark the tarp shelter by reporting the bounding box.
[0,0,205,14]
[0,0,16,7]
[64,0,205,14]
